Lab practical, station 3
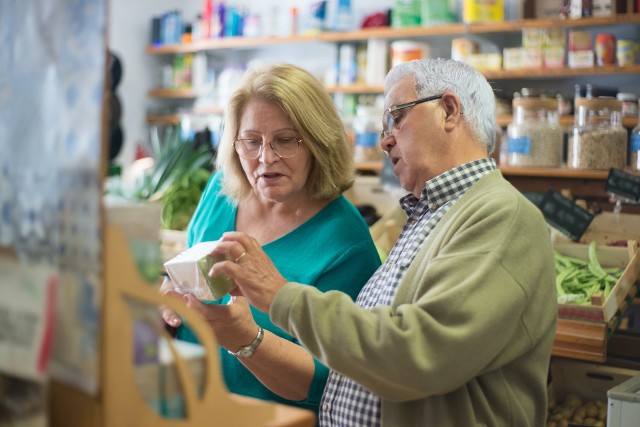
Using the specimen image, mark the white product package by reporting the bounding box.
[163,241,236,300]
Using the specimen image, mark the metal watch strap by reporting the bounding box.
[227,326,264,358]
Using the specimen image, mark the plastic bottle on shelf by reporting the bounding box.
[568,98,627,170]
[353,105,384,163]
[630,102,640,172]
[333,0,354,31]
[506,97,563,168]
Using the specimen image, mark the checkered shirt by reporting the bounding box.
[318,158,497,427]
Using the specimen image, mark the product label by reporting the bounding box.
[507,136,531,155]
[355,132,379,147]
[631,134,640,152]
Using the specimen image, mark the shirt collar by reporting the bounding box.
[400,158,497,214]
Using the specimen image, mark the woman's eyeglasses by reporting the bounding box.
[233,137,302,160]
[380,94,444,140]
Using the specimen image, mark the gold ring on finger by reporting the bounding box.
[234,251,247,263]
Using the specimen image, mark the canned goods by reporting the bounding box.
[451,38,479,62]
[595,33,615,65]
[616,39,639,66]
[390,41,430,68]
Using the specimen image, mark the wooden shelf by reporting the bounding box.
[485,64,640,80]
[146,106,225,124]
[500,166,610,179]
[147,88,199,99]
[146,114,182,125]
[355,161,384,172]
[326,84,385,94]
[146,14,640,54]
[145,33,320,54]
[498,115,639,128]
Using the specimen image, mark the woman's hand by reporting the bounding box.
[159,276,183,329]
[208,231,288,313]
[180,293,258,351]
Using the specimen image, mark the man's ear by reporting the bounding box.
[442,93,462,130]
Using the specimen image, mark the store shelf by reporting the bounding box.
[146,114,182,125]
[146,105,225,125]
[320,14,640,42]
[326,84,385,94]
[485,64,640,80]
[147,88,199,99]
[145,14,640,54]
[497,115,639,128]
[500,167,640,179]
[355,161,384,172]
[145,33,320,54]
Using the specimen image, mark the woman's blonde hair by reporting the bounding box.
[215,63,355,201]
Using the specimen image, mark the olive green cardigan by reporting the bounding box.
[271,170,558,427]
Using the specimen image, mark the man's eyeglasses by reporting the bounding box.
[233,136,302,160]
[380,94,444,140]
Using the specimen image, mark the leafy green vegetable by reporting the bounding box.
[133,125,213,202]
[554,241,623,305]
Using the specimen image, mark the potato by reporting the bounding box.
[574,406,587,419]
[585,402,599,418]
[564,394,582,408]
[598,406,607,420]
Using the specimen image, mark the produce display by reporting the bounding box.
[555,241,624,305]
[546,394,607,426]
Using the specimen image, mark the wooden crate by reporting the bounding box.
[554,212,640,246]
[555,242,640,324]
[547,358,639,426]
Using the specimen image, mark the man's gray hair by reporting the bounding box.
[384,58,498,154]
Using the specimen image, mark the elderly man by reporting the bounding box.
[209,58,557,427]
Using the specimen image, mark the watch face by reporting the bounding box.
[239,347,254,358]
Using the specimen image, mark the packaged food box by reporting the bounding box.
[163,241,236,300]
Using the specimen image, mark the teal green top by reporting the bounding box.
[177,171,381,414]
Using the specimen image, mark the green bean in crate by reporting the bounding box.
[555,241,623,305]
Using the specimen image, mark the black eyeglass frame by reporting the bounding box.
[233,137,302,160]
[380,94,444,140]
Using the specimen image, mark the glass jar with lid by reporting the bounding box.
[568,98,626,170]
[353,104,384,163]
[631,100,640,172]
[506,98,563,168]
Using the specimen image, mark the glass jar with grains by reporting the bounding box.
[353,105,384,163]
[631,101,640,172]
[568,98,627,170]
[506,98,563,168]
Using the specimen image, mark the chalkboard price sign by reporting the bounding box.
[538,189,594,241]
[605,168,640,202]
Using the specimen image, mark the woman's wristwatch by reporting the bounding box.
[227,326,264,358]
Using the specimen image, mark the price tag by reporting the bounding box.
[538,189,594,241]
[605,168,640,202]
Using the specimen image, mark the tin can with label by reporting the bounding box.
[616,39,638,66]
[595,33,615,66]
[451,38,479,62]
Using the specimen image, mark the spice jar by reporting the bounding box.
[353,105,384,163]
[631,101,640,172]
[506,98,563,168]
[568,98,627,170]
